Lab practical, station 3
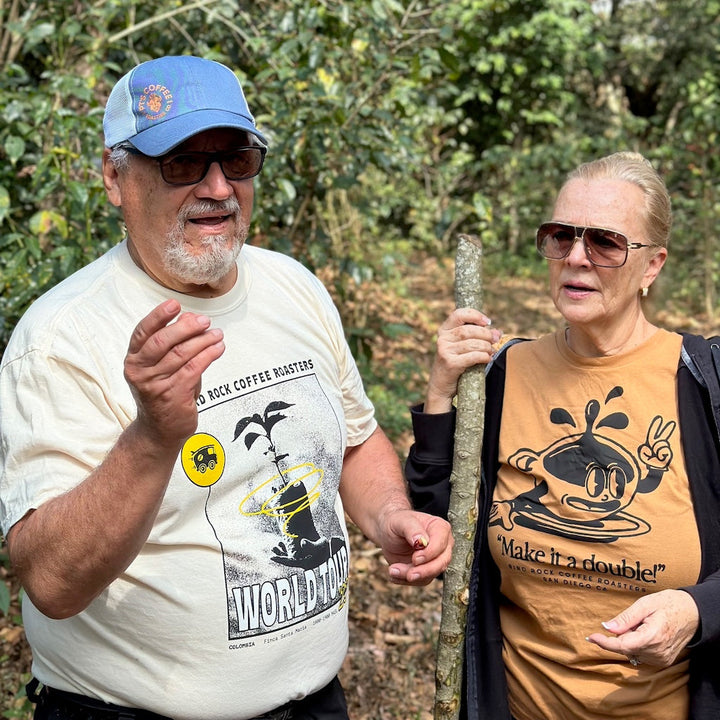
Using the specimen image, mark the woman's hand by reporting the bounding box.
[425,308,502,414]
[586,589,699,667]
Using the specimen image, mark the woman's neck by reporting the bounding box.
[565,317,658,357]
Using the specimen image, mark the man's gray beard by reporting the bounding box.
[164,199,247,285]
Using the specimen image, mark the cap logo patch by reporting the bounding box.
[137,83,173,122]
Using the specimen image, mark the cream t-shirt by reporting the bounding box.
[0,241,376,719]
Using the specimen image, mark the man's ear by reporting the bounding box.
[102,148,122,207]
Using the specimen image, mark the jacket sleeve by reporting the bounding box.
[682,574,720,646]
[677,342,720,647]
[405,342,514,520]
[405,404,456,519]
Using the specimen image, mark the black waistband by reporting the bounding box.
[29,681,172,720]
[27,679,297,720]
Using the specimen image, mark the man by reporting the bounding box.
[0,56,452,720]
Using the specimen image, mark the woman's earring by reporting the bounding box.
[640,287,649,298]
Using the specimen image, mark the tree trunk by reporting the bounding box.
[434,235,486,720]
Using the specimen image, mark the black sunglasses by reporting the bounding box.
[121,145,266,186]
[536,222,657,268]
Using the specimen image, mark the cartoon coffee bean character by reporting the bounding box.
[491,386,675,541]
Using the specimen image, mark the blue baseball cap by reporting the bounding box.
[103,56,267,156]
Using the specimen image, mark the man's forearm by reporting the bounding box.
[339,426,410,546]
[7,420,181,619]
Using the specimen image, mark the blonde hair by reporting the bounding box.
[565,151,672,248]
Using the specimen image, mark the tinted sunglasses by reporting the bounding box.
[536,222,657,268]
[123,145,266,186]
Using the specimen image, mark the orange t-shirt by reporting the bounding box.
[489,329,701,720]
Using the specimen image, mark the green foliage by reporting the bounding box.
[362,354,426,442]
[1,674,33,719]
[3,0,716,354]
[598,0,720,316]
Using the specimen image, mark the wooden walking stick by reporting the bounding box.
[434,234,486,720]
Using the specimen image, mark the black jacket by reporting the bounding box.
[406,334,720,719]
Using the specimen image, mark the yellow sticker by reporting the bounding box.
[182,433,225,487]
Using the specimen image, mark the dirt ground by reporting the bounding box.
[1,255,717,718]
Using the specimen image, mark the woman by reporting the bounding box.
[407,151,720,719]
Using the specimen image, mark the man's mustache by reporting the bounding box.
[177,198,242,224]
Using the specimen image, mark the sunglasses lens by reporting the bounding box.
[222,148,265,181]
[161,154,208,184]
[583,228,628,267]
[536,223,576,259]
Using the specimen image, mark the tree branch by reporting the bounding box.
[434,234,485,720]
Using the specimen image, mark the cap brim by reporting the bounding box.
[128,109,268,156]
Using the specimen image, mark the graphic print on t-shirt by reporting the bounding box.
[181,369,349,640]
[491,385,676,543]
[233,399,343,571]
